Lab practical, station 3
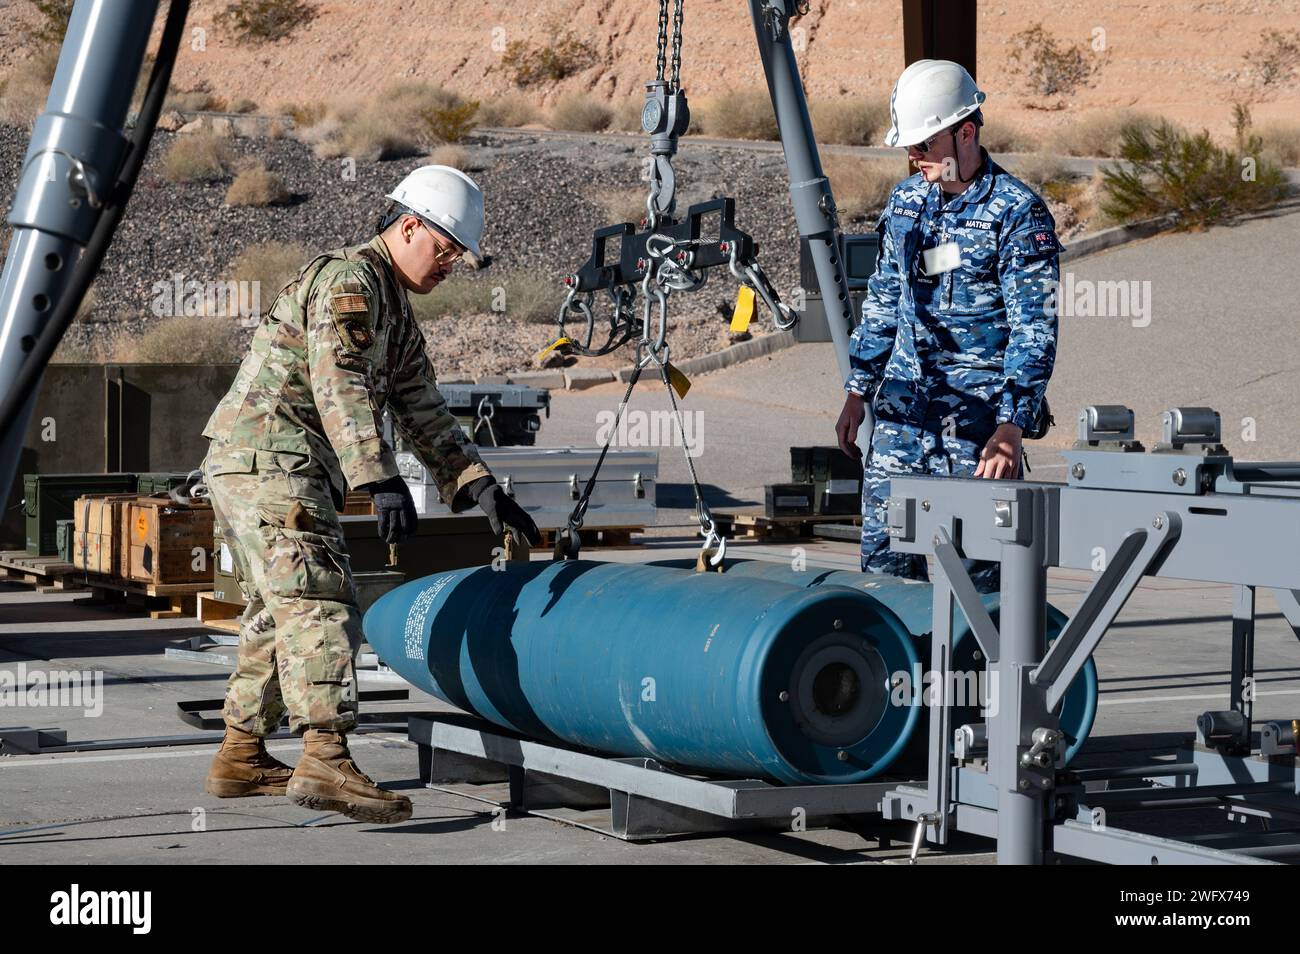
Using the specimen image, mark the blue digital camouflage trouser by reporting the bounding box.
[859,403,1015,594]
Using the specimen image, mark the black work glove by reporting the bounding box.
[361,475,418,544]
[470,477,542,546]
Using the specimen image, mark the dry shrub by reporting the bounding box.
[980,122,1038,153]
[230,97,258,114]
[810,96,890,146]
[1048,110,1164,157]
[549,92,612,132]
[499,25,597,87]
[1005,153,1072,190]
[410,271,554,324]
[429,144,469,170]
[162,132,231,183]
[215,0,318,44]
[593,185,649,224]
[0,47,59,126]
[695,88,777,140]
[1258,121,1300,166]
[477,94,540,128]
[304,83,476,160]
[282,100,327,127]
[109,316,246,364]
[227,240,311,304]
[821,154,902,223]
[225,161,290,206]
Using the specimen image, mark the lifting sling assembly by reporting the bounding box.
[550,0,859,565]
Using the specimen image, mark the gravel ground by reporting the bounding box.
[0,123,810,377]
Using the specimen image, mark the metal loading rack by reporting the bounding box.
[880,403,1300,864]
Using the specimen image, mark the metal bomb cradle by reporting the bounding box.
[377,406,1300,861]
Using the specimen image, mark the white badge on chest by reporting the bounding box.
[921,241,961,276]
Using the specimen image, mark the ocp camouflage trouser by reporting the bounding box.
[202,444,361,736]
[859,411,1015,595]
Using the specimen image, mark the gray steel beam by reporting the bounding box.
[0,0,160,498]
[749,0,860,418]
[1052,820,1277,865]
[1032,515,1179,711]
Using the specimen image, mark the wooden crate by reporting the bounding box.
[122,496,215,585]
[71,494,137,575]
[341,491,373,515]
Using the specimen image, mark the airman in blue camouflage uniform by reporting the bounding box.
[836,61,1061,593]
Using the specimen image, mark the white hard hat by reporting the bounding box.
[385,165,484,258]
[885,59,986,148]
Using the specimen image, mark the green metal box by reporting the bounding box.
[789,446,862,516]
[136,472,193,496]
[23,473,138,555]
[55,519,75,563]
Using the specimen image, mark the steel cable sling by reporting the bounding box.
[549,0,793,566]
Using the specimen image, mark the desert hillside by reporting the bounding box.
[2,0,1299,138]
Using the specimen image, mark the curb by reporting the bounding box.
[614,330,798,383]
[1060,215,1175,262]
[459,219,1173,390]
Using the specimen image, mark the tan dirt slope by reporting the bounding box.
[2,1,1299,138]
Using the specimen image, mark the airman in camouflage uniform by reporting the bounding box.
[201,167,539,823]
[837,92,1061,594]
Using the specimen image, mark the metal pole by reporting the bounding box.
[994,491,1049,864]
[0,0,159,495]
[748,0,856,386]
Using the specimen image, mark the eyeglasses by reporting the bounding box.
[431,241,464,266]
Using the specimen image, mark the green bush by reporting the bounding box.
[422,99,479,144]
[215,0,318,44]
[1100,115,1291,230]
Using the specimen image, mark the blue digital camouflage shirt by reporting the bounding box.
[844,150,1061,434]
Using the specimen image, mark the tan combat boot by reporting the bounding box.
[204,726,294,797]
[286,728,413,824]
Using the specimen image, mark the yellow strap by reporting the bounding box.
[665,361,691,400]
[535,336,573,360]
[730,286,755,333]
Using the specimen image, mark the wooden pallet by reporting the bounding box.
[0,550,86,592]
[71,571,207,619]
[536,526,643,549]
[195,590,243,634]
[711,509,862,541]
